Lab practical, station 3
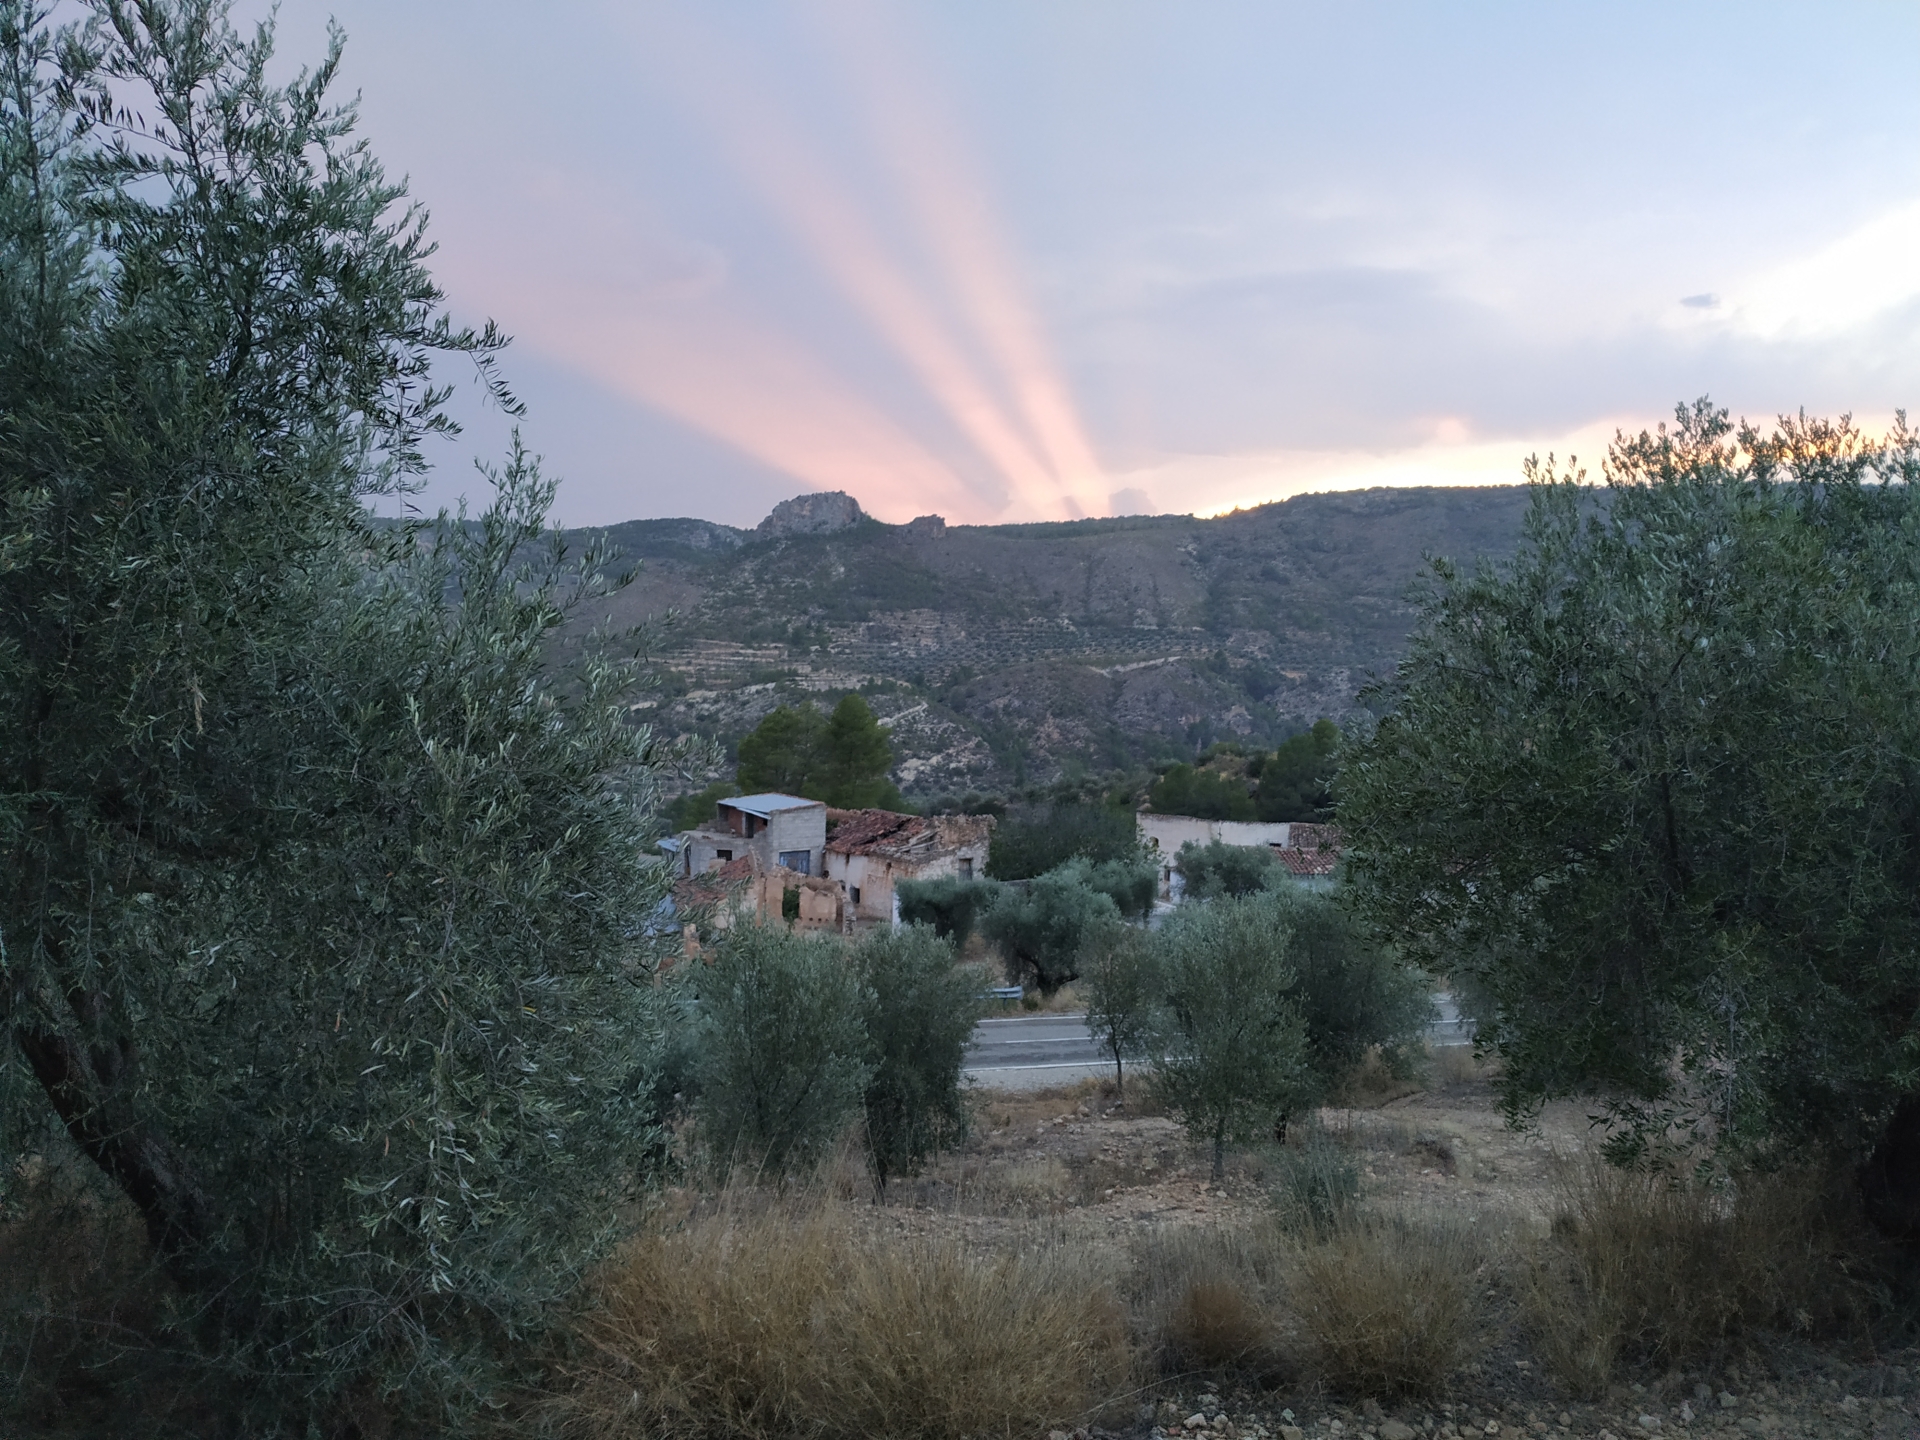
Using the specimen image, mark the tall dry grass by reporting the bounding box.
[1283,1217,1485,1399]
[1131,1221,1290,1379]
[1522,1156,1881,1395]
[558,1199,1132,1440]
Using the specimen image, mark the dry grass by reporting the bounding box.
[1328,1047,1424,1108]
[1521,1156,1881,1395]
[1131,1222,1290,1380]
[559,1198,1133,1440]
[1283,1216,1485,1399]
[1429,1042,1496,1088]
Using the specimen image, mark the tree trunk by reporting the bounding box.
[16,1022,218,1289]
[1862,1094,1920,1241]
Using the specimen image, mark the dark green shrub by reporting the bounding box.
[1149,763,1255,820]
[1272,887,1433,1082]
[895,875,1001,949]
[986,799,1137,879]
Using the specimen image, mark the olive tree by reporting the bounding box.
[853,924,980,1195]
[1340,401,1920,1228]
[0,4,683,1427]
[1080,918,1159,1099]
[980,864,1122,993]
[1150,890,1312,1182]
[1267,886,1432,1082]
[692,924,873,1177]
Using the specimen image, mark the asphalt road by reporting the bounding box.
[964,994,1478,1089]
[963,1012,1109,1091]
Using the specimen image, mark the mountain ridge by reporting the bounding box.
[566,485,1537,796]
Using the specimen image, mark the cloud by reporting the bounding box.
[803,0,1112,518]
[1731,200,1920,340]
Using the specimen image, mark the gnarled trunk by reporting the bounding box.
[16,1021,218,1288]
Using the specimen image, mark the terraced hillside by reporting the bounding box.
[570,486,1533,796]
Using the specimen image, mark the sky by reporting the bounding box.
[256,2,1920,529]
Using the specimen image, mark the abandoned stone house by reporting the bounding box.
[821,809,994,926]
[1136,811,1341,897]
[666,793,992,937]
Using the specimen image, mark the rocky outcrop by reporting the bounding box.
[756,491,866,538]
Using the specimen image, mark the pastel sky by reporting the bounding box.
[261,2,1920,528]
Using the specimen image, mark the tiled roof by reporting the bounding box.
[1273,822,1341,877]
[825,808,936,857]
[1273,845,1340,877]
[825,808,991,859]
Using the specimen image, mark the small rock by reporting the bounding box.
[1558,1415,1572,1428]
[1678,1401,1694,1423]
[1694,1383,1712,1402]
[1363,1400,1386,1421]
[1636,1416,1661,1433]
[1187,1415,1209,1430]
[1050,1432,1069,1440]
[1485,1425,1500,1437]
[1279,1430,1304,1440]
[1719,1392,1738,1410]
[1382,1422,1416,1440]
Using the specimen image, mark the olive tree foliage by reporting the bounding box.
[691,924,873,1176]
[853,924,980,1195]
[1150,890,1313,1183]
[0,2,683,1426]
[1080,918,1159,1099]
[1340,402,1920,1200]
[1175,838,1279,900]
[1267,886,1433,1083]
[981,864,1123,993]
[1081,853,1157,919]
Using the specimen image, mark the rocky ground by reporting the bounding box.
[841,1063,1920,1440]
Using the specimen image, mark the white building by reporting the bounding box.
[1136,812,1341,897]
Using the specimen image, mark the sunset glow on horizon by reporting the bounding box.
[279,1,1920,529]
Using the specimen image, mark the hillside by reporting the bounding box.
[569,486,1534,797]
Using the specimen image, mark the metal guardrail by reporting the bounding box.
[983,984,1024,1001]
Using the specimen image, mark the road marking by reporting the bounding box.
[965,1061,1109,1072]
[976,1014,1088,1025]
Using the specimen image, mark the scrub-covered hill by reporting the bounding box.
[570,486,1532,797]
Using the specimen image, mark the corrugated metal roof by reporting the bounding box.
[719,793,825,817]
